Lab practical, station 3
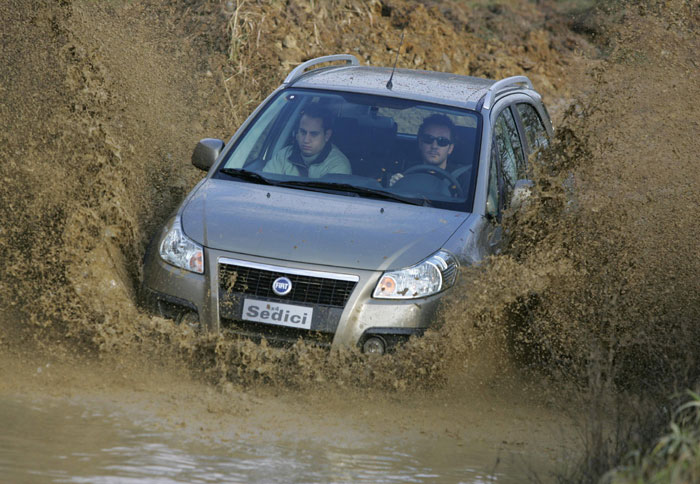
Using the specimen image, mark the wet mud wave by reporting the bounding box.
[1,0,220,354]
[1,0,698,407]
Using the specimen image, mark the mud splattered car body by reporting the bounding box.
[142,55,552,353]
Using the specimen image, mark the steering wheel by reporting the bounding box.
[402,164,464,197]
[451,165,471,180]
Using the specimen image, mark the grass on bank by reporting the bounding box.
[603,391,700,484]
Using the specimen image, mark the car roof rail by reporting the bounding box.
[480,75,533,110]
[284,54,360,85]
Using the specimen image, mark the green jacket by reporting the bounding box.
[263,143,351,178]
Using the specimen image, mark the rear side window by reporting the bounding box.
[516,103,549,151]
[493,107,525,195]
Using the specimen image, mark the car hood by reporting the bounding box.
[181,179,471,271]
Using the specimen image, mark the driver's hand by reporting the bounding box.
[389,173,404,186]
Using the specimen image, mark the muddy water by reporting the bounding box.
[6,396,491,484]
[0,396,531,483]
[1,0,699,482]
[0,354,574,483]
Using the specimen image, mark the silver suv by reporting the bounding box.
[141,54,552,354]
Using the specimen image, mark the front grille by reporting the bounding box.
[219,262,357,308]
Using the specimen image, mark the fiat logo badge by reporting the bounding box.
[272,277,292,296]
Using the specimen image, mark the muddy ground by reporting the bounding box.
[1,0,699,482]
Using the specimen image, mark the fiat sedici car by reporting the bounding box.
[142,54,552,354]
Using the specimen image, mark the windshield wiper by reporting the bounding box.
[277,180,429,206]
[219,168,278,186]
[218,171,431,206]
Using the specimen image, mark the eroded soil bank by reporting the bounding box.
[1,0,698,482]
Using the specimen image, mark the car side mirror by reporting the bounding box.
[192,138,225,171]
[510,179,534,211]
[486,194,499,221]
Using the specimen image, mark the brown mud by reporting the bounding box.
[1,0,699,481]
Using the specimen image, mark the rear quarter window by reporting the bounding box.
[516,103,549,151]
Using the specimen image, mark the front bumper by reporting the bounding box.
[142,246,443,350]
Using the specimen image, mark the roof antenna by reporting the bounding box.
[386,30,404,90]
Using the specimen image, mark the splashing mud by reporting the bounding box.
[1,0,698,481]
[0,0,595,386]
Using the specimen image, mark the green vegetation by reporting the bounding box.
[604,391,700,484]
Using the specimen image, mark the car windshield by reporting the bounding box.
[215,88,482,211]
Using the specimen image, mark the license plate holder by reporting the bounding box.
[241,299,313,330]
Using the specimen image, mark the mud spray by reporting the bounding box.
[1,0,698,482]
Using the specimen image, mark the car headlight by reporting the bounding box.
[373,250,459,299]
[158,216,204,274]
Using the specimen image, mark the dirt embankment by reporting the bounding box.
[1,0,699,481]
[180,0,598,126]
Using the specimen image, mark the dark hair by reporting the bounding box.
[418,114,456,141]
[299,103,333,132]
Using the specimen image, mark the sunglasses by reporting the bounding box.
[420,134,452,147]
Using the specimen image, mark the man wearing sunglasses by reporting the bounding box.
[390,114,455,186]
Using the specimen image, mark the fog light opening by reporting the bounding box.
[176,311,201,331]
[363,336,386,355]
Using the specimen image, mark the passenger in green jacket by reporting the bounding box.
[263,104,351,178]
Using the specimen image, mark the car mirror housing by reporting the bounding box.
[192,138,225,171]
